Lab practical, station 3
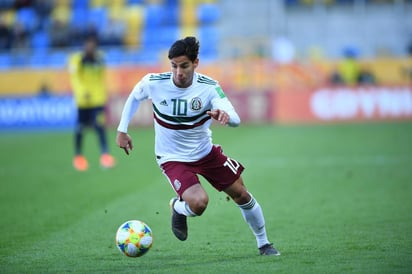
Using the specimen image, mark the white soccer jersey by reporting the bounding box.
[117,72,240,165]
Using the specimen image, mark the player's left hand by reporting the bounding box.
[207,109,230,125]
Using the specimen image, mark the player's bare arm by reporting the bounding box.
[116,131,133,155]
[207,109,230,125]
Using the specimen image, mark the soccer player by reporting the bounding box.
[116,37,280,256]
[69,36,115,171]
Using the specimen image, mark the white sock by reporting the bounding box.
[239,194,270,248]
[173,199,197,217]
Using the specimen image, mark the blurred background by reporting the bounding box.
[0,0,411,129]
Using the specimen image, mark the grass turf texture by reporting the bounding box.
[0,122,411,273]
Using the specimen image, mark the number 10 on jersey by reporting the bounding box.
[224,158,240,174]
[171,99,188,116]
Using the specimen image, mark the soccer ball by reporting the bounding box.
[115,220,153,257]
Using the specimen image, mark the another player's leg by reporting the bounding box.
[93,107,115,168]
[73,109,88,171]
[224,177,280,256]
[170,184,208,241]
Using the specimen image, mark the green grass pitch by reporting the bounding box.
[0,122,411,273]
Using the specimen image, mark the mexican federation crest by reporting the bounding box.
[190,97,202,111]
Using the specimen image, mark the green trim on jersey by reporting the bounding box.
[197,75,217,85]
[215,86,226,98]
[149,73,172,81]
[153,103,209,123]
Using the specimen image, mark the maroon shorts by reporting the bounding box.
[160,145,245,196]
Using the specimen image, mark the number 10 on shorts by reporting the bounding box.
[224,158,240,174]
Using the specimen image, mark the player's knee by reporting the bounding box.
[189,195,208,216]
[231,189,251,205]
[225,178,251,205]
[182,184,208,215]
[227,186,252,205]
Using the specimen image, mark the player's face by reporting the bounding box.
[84,39,97,55]
[170,56,198,88]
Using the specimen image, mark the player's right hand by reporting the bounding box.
[116,131,133,155]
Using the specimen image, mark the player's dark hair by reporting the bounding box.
[168,36,199,62]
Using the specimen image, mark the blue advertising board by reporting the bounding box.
[0,95,76,130]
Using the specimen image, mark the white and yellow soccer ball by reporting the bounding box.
[115,220,153,257]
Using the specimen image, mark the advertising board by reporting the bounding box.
[275,86,412,123]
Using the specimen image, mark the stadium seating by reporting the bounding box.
[30,31,50,50]
[87,7,108,30]
[47,50,68,68]
[15,7,37,32]
[198,25,219,60]
[29,50,48,68]
[69,8,88,30]
[0,0,221,68]
[0,53,11,70]
[104,47,124,66]
[197,3,220,25]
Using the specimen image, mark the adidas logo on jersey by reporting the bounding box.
[160,100,168,106]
